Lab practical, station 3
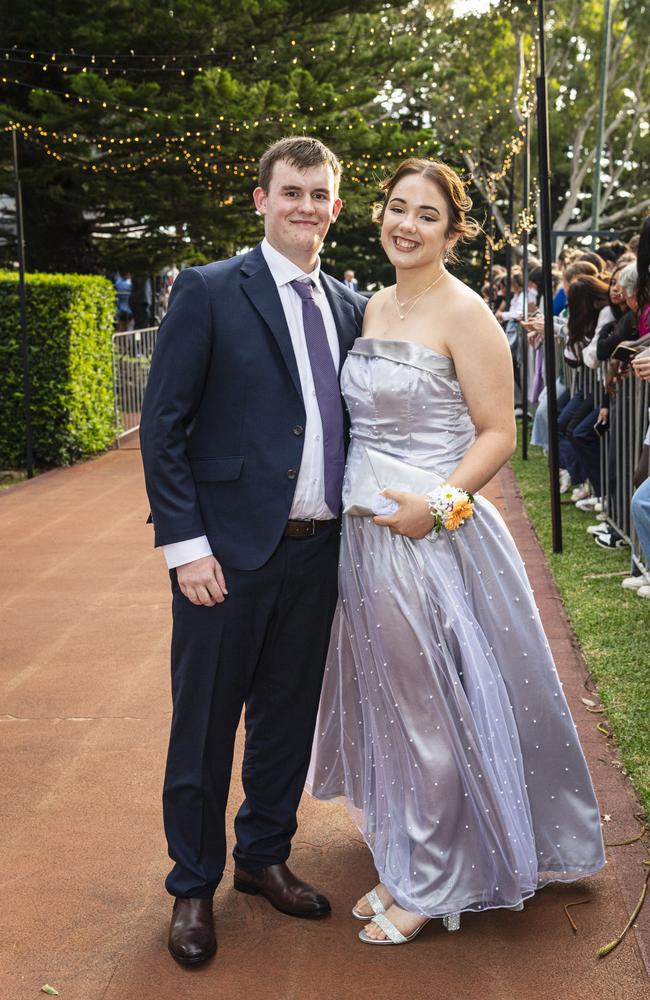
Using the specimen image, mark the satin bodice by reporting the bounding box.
[341,338,476,479]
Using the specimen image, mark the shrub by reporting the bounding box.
[0,271,116,467]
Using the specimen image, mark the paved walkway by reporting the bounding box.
[1,444,649,1000]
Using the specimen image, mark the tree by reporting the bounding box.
[2,0,647,279]
[401,0,650,249]
[0,0,440,273]
[542,0,650,244]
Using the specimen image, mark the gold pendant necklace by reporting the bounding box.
[394,268,446,320]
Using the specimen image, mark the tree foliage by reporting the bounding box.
[0,271,115,466]
[0,0,648,281]
[417,0,650,246]
[0,0,439,278]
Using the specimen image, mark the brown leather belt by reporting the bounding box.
[284,518,335,538]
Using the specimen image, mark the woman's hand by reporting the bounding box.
[521,315,544,348]
[597,407,609,423]
[521,314,544,333]
[606,358,628,393]
[632,354,650,381]
[373,489,434,539]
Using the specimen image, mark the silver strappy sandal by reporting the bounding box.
[351,888,387,921]
[359,913,432,945]
[358,910,462,945]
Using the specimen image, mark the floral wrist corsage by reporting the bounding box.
[424,484,475,535]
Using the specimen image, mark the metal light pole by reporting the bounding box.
[591,0,613,233]
[521,111,530,460]
[11,127,33,478]
[536,0,562,553]
[487,203,495,310]
[505,160,515,311]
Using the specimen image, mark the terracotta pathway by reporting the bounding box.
[1,444,649,1000]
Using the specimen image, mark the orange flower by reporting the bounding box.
[444,499,474,531]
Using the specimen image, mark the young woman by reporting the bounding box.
[308,159,605,945]
[555,275,610,502]
[499,267,537,413]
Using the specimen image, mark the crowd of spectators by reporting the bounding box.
[487,217,650,597]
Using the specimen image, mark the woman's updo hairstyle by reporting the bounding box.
[373,158,481,264]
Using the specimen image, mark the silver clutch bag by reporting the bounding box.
[343,447,446,517]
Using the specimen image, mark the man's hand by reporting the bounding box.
[177,555,228,606]
[373,489,434,540]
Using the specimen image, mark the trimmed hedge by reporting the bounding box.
[0,271,116,467]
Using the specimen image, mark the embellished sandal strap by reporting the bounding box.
[371,913,407,943]
[365,889,385,915]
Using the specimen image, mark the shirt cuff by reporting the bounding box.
[163,535,213,569]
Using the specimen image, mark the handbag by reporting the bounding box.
[342,446,446,517]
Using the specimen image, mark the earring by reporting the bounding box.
[443,248,450,264]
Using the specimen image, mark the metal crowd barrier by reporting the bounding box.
[565,354,649,577]
[111,326,158,444]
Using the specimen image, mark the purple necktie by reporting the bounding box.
[290,279,345,515]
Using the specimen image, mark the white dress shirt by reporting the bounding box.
[162,238,341,569]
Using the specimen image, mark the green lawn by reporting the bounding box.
[509,433,650,819]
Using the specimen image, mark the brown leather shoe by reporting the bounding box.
[168,898,217,966]
[233,862,331,918]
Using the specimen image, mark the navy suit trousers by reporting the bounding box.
[163,523,340,898]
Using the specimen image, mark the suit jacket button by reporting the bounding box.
[287,468,298,480]
[292,425,304,436]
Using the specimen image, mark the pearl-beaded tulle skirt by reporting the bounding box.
[307,338,605,918]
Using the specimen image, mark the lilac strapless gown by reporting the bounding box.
[307,337,605,919]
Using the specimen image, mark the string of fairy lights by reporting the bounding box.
[2,120,465,192]
[2,0,540,244]
[0,2,538,73]
[0,25,429,74]
[1,94,535,187]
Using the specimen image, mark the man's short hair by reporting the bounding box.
[258,136,341,194]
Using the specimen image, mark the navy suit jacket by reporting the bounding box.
[140,243,367,571]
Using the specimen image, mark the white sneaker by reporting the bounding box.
[594,531,628,550]
[622,576,647,590]
[637,586,650,599]
[559,470,572,494]
[571,483,592,502]
[596,511,608,521]
[575,496,601,512]
[586,523,609,535]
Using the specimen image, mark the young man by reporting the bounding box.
[140,137,366,965]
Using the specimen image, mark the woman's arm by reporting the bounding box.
[445,293,517,494]
[598,312,635,359]
[500,291,523,322]
[582,335,601,369]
